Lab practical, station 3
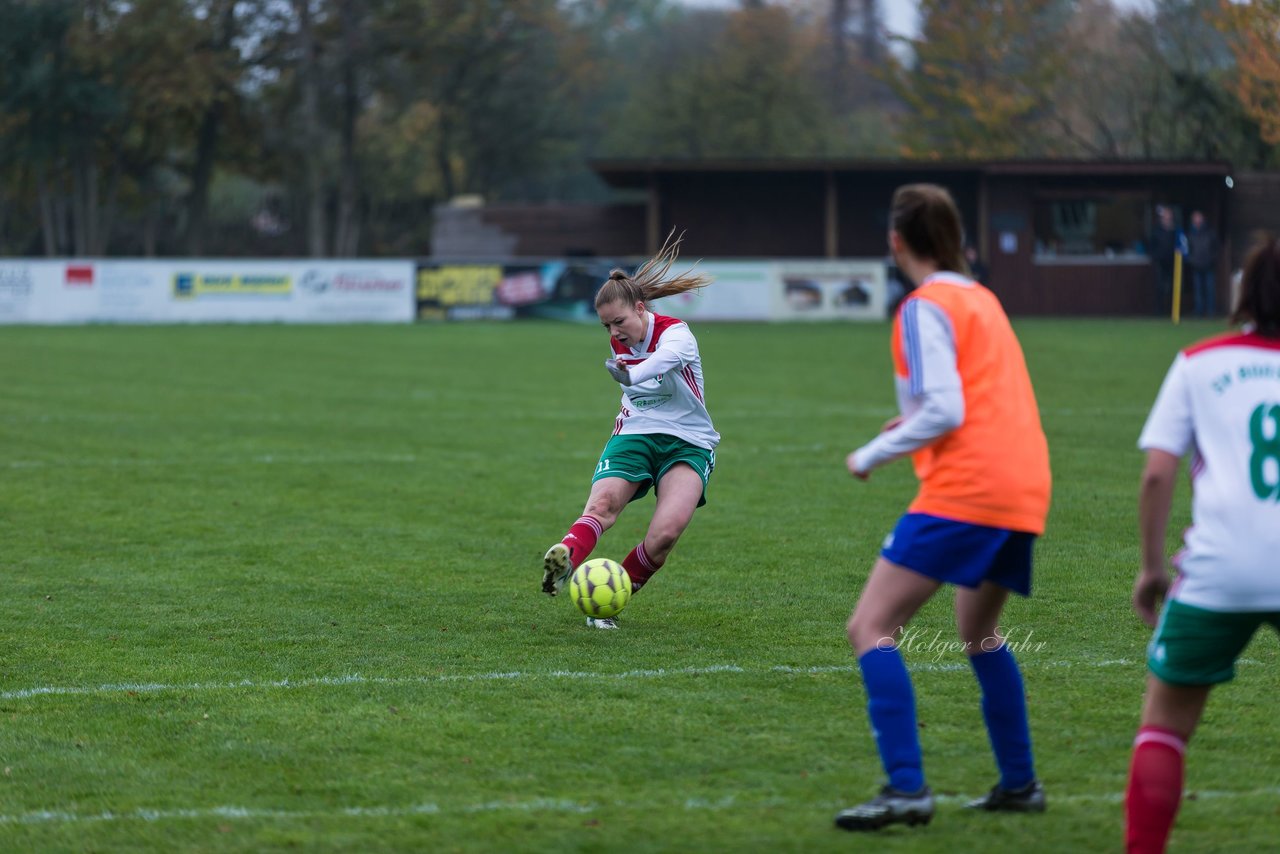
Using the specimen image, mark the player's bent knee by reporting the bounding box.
[648,526,680,555]
[584,498,624,525]
[847,613,886,654]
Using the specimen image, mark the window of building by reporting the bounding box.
[1032,195,1148,259]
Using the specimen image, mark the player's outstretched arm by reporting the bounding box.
[1133,449,1179,627]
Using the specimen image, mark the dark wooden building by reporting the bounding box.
[591,158,1234,316]
[431,159,1254,315]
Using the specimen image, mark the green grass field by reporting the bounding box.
[2,318,1277,852]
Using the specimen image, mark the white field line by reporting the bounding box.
[2,453,422,470]
[3,788,1280,827]
[7,657,1261,703]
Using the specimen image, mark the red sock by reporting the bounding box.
[622,542,663,591]
[1125,725,1186,854]
[562,516,603,566]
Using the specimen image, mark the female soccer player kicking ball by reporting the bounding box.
[835,184,1052,831]
[1125,235,1280,853]
[541,234,719,629]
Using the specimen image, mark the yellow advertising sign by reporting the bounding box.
[173,273,292,298]
[416,266,501,306]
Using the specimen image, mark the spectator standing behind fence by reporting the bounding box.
[1186,211,1220,318]
[1148,206,1188,316]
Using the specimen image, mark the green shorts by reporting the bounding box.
[592,434,716,507]
[1148,599,1280,686]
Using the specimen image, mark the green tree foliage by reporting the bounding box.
[0,0,1276,257]
[887,0,1074,158]
[1047,0,1259,160]
[0,0,122,254]
[601,5,839,157]
[1143,0,1273,164]
[887,0,1273,165]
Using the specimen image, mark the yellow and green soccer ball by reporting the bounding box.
[568,558,632,619]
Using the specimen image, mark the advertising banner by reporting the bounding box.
[0,261,47,323]
[166,261,413,323]
[652,260,887,322]
[771,260,887,321]
[648,262,775,321]
[416,259,619,322]
[0,260,414,324]
[0,257,885,324]
[417,258,888,323]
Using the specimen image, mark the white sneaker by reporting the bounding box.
[586,616,620,629]
[542,543,572,596]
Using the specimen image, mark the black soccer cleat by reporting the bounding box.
[834,785,934,831]
[964,780,1046,812]
[542,543,572,596]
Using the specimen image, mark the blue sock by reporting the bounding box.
[857,647,924,793]
[969,645,1035,790]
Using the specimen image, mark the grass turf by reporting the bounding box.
[1,318,1277,852]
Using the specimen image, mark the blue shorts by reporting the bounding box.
[881,513,1037,596]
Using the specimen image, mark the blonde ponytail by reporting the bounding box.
[594,229,712,309]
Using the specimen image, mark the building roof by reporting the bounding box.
[590,158,1233,187]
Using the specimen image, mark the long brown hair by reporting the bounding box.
[890,184,969,275]
[1231,233,1280,336]
[594,230,711,309]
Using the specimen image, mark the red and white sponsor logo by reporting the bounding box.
[65,264,94,287]
[332,273,403,292]
[495,272,544,306]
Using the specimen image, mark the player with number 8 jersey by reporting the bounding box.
[1139,330,1280,612]
[1126,234,1280,854]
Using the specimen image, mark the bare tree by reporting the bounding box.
[295,0,327,257]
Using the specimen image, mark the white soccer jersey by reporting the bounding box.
[1138,331,1280,610]
[608,311,719,451]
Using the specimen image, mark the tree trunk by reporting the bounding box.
[71,155,90,257]
[831,0,849,109]
[143,209,157,257]
[83,157,99,256]
[55,191,71,257]
[36,167,58,257]
[143,173,158,258]
[297,0,327,258]
[186,107,219,256]
[185,0,236,256]
[95,158,121,256]
[435,120,456,202]
[860,0,879,64]
[333,0,361,257]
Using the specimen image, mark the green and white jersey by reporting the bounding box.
[1139,331,1280,610]
[608,311,719,451]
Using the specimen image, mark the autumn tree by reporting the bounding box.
[602,5,838,157]
[888,0,1074,158]
[1219,0,1280,146]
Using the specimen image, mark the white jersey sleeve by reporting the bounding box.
[1137,354,1194,457]
[625,325,695,385]
[853,299,965,473]
[611,313,719,450]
